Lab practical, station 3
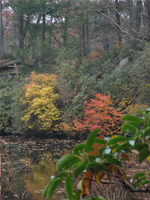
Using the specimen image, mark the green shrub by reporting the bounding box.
[0,77,25,134]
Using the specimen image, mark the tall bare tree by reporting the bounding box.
[0,0,3,57]
[115,0,122,42]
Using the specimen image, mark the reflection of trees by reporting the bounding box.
[1,148,28,200]
[2,151,57,200]
[25,153,57,200]
[23,147,61,164]
[1,137,73,200]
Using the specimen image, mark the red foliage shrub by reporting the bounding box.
[73,93,122,135]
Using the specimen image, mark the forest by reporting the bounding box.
[0,0,150,200]
[0,0,150,138]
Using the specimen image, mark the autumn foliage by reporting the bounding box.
[20,72,60,132]
[61,93,122,136]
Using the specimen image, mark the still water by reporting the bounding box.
[1,136,77,200]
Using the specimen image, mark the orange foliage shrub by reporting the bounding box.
[61,93,122,136]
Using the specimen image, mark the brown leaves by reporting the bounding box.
[96,171,105,184]
[116,167,127,180]
[120,153,130,162]
[89,135,105,156]
[81,179,90,197]
[77,170,93,197]
[106,165,127,181]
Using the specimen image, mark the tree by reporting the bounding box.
[3,0,150,65]
[115,0,122,42]
[135,0,143,31]
[0,0,3,56]
[144,0,150,36]
[2,2,13,52]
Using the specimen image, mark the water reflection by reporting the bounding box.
[24,154,57,200]
[1,137,76,200]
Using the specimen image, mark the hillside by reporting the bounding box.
[0,40,150,137]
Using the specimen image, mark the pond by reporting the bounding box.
[1,136,149,200]
[0,136,78,200]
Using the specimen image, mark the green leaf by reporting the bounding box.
[115,143,131,152]
[72,161,83,170]
[136,110,144,115]
[103,154,112,159]
[73,162,88,178]
[105,158,122,166]
[122,115,141,122]
[134,143,145,151]
[127,121,143,127]
[133,172,145,180]
[99,146,105,153]
[143,127,150,137]
[42,182,52,198]
[72,143,87,156]
[95,138,106,145]
[111,144,118,151]
[133,180,141,188]
[139,148,150,163]
[107,136,130,146]
[147,118,150,126]
[56,172,68,178]
[121,122,138,134]
[74,190,82,200]
[65,176,73,200]
[86,129,100,153]
[86,162,100,169]
[142,180,150,186]
[56,155,81,171]
[88,155,100,162]
[42,178,63,199]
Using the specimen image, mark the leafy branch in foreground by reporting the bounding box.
[43,109,150,200]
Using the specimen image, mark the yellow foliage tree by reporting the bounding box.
[21,72,60,132]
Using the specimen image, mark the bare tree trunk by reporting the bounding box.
[0,0,3,57]
[144,0,150,37]
[115,0,122,42]
[63,15,68,47]
[85,12,89,55]
[136,0,143,31]
[18,13,24,49]
[82,17,86,56]
[127,0,134,26]
[49,17,53,50]
[79,30,83,57]
[42,13,46,41]
[61,0,71,47]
